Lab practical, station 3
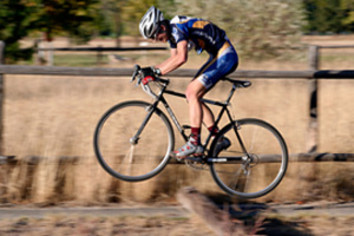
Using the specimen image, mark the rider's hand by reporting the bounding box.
[141,67,161,85]
[141,67,155,77]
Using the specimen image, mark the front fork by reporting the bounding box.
[129,102,158,145]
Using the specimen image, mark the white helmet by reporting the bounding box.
[139,6,164,39]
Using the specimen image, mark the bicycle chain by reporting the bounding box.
[184,159,209,171]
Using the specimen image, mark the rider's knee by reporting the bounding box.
[185,87,198,102]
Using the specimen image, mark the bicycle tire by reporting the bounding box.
[209,118,288,198]
[94,100,174,182]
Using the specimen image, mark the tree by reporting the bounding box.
[303,0,354,33]
[33,0,99,43]
[0,0,38,62]
[96,0,127,46]
[341,0,354,31]
[95,0,174,45]
[0,0,98,62]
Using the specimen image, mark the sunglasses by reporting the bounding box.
[152,24,166,39]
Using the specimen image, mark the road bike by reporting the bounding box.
[94,65,288,198]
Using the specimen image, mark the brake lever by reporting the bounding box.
[131,64,141,82]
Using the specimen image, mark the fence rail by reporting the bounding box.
[316,44,354,49]
[35,44,354,68]
[38,46,168,52]
[37,45,354,52]
[1,65,354,79]
[1,152,354,165]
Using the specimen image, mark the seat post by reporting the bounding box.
[225,83,237,104]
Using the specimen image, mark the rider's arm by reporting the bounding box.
[155,40,188,75]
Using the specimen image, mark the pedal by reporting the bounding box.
[171,150,204,162]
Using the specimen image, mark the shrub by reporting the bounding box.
[173,0,305,59]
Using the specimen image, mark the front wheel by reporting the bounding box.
[209,118,288,198]
[94,101,174,182]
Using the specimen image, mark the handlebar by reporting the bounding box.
[131,64,169,85]
[131,64,141,82]
[131,64,170,99]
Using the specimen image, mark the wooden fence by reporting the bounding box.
[0,42,5,155]
[0,41,354,162]
[35,43,354,68]
[1,65,354,78]
[35,44,168,66]
[307,44,354,70]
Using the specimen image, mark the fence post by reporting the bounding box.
[307,45,319,152]
[0,41,4,63]
[34,39,44,65]
[47,41,54,66]
[97,45,103,65]
[309,45,319,70]
[0,41,4,154]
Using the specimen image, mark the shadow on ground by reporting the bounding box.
[208,194,313,236]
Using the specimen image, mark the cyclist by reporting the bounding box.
[139,6,238,159]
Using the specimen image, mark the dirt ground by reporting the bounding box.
[0,204,353,236]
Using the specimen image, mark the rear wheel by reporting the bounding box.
[209,118,288,198]
[94,101,174,182]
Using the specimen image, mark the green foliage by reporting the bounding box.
[0,0,98,62]
[157,0,176,19]
[33,0,99,43]
[303,0,354,33]
[173,0,305,59]
[122,0,158,36]
[94,0,174,40]
[0,0,38,62]
[95,0,125,37]
[2,0,353,63]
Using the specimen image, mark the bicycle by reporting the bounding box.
[94,65,288,198]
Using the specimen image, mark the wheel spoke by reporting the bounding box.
[230,166,243,191]
[210,119,288,198]
[248,124,260,153]
[243,166,251,193]
[94,101,174,182]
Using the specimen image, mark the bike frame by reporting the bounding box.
[95,69,288,197]
[132,78,249,158]
[163,86,236,147]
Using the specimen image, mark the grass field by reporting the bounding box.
[0,35,353,205]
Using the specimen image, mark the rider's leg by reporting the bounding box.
[173,79,206,158]
[186,85,219,138]
[201,103,220,137]
[185,79,207,145]
[175,41,238,158]
[201,103,215,128]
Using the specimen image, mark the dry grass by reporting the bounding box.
[0,210,352,236]
[0,215,215,236]
[262,162,354,203]
[260,214,354,236]
[0,35,353,205]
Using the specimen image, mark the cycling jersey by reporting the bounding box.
[168,16,228,56]
[168,16,238,90]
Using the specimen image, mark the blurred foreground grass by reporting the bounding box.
[0,211,352,236]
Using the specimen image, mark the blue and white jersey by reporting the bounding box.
[168,16,228,55]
